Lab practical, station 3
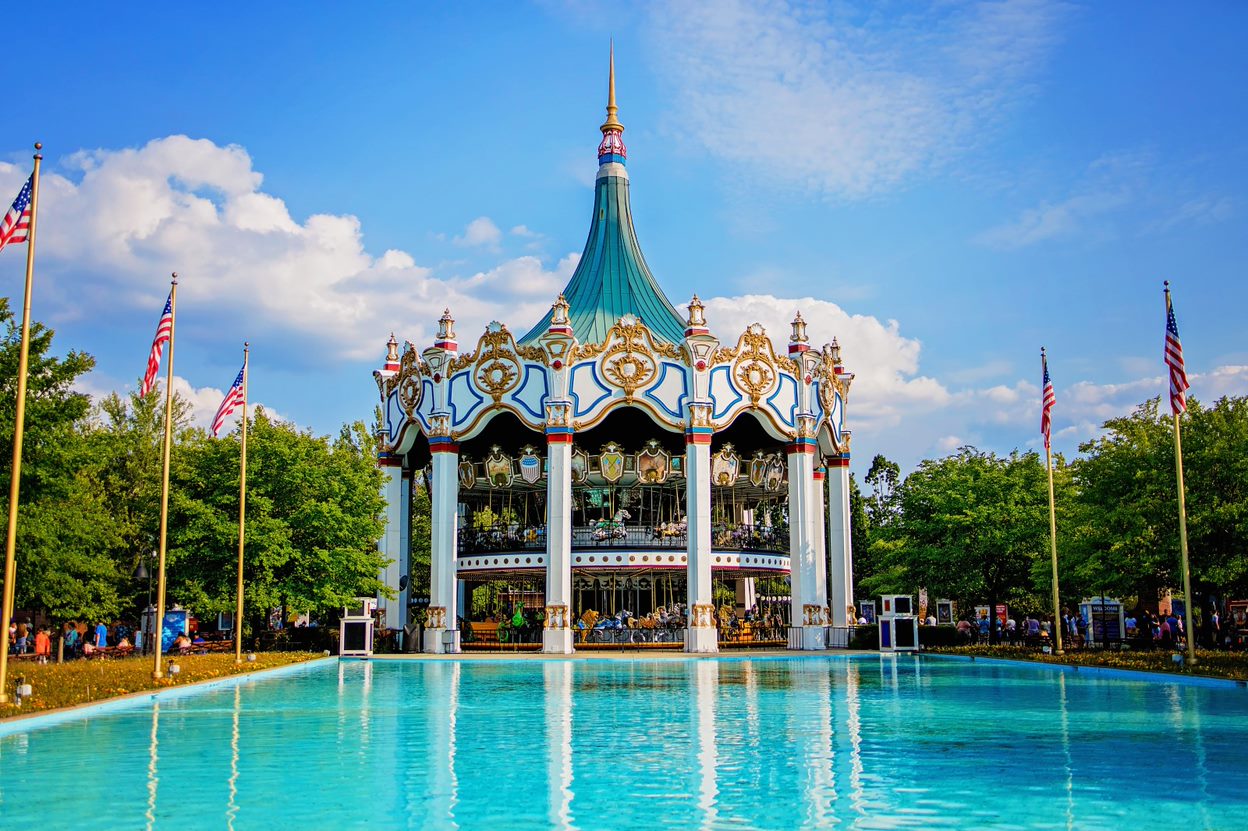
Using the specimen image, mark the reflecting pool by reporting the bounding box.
[1,655,1245,829]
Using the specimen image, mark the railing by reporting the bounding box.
[718,620,787,645]
[459,522,789,555]
[459,524,546,555]
[711,523,788,553]
[571,524,688,549]
[825,626,859,649]
[577,624,686,645]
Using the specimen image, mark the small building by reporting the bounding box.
[372,54,855,653]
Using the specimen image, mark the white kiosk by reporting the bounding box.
[879,594,919,652]
[339,597,377,658]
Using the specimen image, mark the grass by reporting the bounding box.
[931,644,1248,682]
[0,652,323,718]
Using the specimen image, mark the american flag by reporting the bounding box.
[0,176,33,254]
[211,363,247,437]
[1041,351,1055,449]
[140,293,174,397]
[1164,285,1190,415]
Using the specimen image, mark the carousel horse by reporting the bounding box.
[592,509,631,541]
[653,515,687,540]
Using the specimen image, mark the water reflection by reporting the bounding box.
[543,661,575,830]
[227,685,241,831]
[146,701,160,831]
[694,660,718,830]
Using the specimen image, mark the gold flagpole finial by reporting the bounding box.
[601,41,624,136]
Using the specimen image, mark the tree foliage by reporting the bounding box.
[0,299,393,625]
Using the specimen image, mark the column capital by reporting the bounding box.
[429,437,459,454]
[827,454,851,467]
[377,451,403,467]
[546,426,575,444]
[786,437,818,454]
[685,428,713,445]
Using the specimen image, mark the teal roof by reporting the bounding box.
[520,166,687,346]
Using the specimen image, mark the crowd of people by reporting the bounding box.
[7,619,141,660]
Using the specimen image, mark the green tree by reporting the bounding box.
[167,409,389,629]
[868,447,1049,640]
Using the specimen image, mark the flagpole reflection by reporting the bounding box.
[146,701,161,831]
[227,685,241,831]
[1058,673,1074,831]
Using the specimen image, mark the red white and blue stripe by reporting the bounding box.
[1041,352,1055,450]
[140,293,174,397]
[212,364,247,436]
[0,176,33,254]
[1164,287,1190,415]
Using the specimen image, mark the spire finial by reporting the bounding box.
[601,41,623,135]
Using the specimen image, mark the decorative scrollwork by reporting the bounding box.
[598,315,661,400]
[515,344,549,365]
[570,339,609,362]
[471,323,522,404]
[398,345,424,417]
[447,352,477,374]
[730,323,781,406]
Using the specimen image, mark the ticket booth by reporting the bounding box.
[339,597,376,658]
[879,594,918,653]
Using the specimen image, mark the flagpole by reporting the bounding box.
[1173,411,1196,665]
[234,343,249,664]
[0,143,42,705]
[1042,348,1064,656]
[152,274,178,681]
[1165,282,1197,666]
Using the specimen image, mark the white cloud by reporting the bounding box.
[701,294,951,426]
[454,216,503,249]
[645,0,1068,198]
[1,138,574,363]
[974,191,1128,249]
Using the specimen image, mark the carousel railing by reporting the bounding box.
[710,523,788,553]
[571,523,687,549]
[717,619,788,644]
[458,524,546,555]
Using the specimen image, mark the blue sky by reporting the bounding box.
[1,1,1245,474]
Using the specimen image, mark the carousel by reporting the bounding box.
[372,54,855,653]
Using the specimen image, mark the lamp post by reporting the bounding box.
[133,551,155,655]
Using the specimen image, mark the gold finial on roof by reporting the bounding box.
[601,41,624,136]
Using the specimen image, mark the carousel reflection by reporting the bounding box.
[694,660,719,830]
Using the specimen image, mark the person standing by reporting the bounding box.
[34,627,50,664]
[94,621,109,649]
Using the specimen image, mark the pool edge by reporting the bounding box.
[0,656,334,737]
[924,652,1248,689]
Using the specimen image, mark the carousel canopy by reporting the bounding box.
[519,49,685,347]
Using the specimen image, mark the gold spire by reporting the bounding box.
[600,41,624,135]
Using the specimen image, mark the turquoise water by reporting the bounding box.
[1,655,1246,830]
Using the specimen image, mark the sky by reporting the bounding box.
[0,1,1245,476]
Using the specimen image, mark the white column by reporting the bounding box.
[399,470,412,621]
[788,440,824,649]
[813,465,828,629]
[827,454,854,627]
[685,429,717,652]
[425,441,460,653]
[378,460,403,629]
[543,433,575,653]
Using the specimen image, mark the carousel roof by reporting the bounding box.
[519,49,686,347]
